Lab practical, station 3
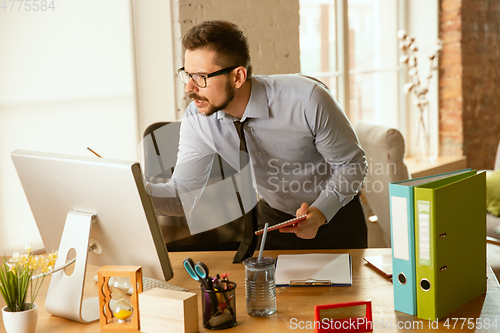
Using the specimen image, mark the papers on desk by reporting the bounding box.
[275,253,352,287]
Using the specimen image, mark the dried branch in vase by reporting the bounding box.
[398,29,442,162]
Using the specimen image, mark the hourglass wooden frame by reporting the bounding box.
[97,265,143,331]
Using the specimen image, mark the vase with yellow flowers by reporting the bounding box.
[0,245,57,333]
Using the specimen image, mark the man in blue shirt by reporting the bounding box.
[150,20,368,250]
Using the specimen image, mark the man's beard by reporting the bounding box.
[189,81,235,117]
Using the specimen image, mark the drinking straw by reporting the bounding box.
[258,223,269,262]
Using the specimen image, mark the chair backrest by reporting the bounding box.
[354,122,410,248]
[141,122,245,251]
[142,121,178,182]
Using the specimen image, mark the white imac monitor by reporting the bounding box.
[11,150,174,323]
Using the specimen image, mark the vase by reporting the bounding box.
[414,105,436,164]
[2,303,38,333]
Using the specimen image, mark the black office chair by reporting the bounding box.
[142,122,247,253]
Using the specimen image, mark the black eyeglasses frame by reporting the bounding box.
[177,66,240,88]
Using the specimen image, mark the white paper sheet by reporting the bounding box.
[275,253,352,286]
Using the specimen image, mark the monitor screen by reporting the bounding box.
[11,149,173,281]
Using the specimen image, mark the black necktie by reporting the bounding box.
[233,118,250,169]
[232,118,258,263]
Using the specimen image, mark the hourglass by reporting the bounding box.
[97,266,142,331]
[109,277,133,323]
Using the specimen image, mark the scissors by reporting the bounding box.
[183,258,211,290]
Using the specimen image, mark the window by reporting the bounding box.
[300,2,338,99]
[300,0,400,127]
[348,0,399,127]
[299,0,438,156]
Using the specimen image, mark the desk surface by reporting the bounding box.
[1,248,499,332]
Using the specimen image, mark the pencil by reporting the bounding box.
[87,147,102,158]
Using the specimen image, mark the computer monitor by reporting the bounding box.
[11,149,174,323]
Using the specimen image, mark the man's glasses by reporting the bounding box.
[177,66,239,88]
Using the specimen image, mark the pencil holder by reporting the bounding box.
[200,281,237,330]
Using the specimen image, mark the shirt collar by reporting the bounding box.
[217,77,269,123]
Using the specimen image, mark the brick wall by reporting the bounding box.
[174,0,300,75]
[439,0,500,169]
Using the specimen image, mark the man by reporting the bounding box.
[150,20,368,250]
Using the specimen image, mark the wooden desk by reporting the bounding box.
[1,249,499,332]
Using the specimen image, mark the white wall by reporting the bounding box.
[0,0,138,253]
[132,0,178,128]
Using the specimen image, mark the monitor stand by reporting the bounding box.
[45,211,100,324]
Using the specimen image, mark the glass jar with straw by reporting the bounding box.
[242,223,277,316]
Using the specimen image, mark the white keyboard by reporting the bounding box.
[93,275,188,294]
[139,276,188,293]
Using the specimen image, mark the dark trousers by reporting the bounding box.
[256,195,367,250]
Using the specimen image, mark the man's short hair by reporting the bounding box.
[182,20,253,78]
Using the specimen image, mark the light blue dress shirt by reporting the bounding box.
[150,74,367,222]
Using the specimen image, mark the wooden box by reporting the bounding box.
[139,288,198,333]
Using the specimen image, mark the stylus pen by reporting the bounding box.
[87,147,102,158]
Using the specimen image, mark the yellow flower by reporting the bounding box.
[28,256,39,270]
[19,254,29,267]
[9,252,20,263]
[43,266,54,274]
[47,251,58,266]
[39,257,48,272]
[39,255,56,274]
[24,244,32,255]
[6,263,16,274]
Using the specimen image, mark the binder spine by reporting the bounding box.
[415,190,437,321]
[390,184,417,316]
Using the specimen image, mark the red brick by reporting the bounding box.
[440,121,463,133]
[440,65,463,77]
[441,31,462,43]
[439,77,462,89]
[440,9,461,22]
[440,54,463,66]
[441,42,461,54]
[441,0,461,12]
[442,21,462,33]
[440,127,463,136]
[440,98,463,110]
[441,115,463,128]
[440,109,463,120]
[441,88,464,100]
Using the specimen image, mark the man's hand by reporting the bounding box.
[279,203,327,239]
